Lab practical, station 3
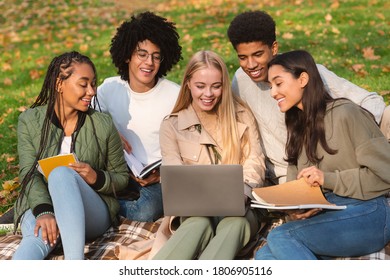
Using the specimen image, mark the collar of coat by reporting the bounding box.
[49,108,89,132]
[168,104,248,145]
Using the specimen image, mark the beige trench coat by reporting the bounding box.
[115,103,266,259]
[159,103,265,197]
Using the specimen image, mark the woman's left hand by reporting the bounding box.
[297,166,324,187]
[69,161,97,185]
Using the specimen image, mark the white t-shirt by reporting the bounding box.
[97,76,180,165]
[60,136,72,154]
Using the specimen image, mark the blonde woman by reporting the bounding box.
[153,50,265,260]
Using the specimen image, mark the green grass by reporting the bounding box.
[0,0,389,214]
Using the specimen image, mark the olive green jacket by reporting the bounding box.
[14,106,129,228]
[287,99,390,200]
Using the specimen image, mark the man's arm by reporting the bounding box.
[317,64,385,124]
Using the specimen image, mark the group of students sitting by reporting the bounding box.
[10,10,390,260]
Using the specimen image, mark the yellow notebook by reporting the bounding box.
[37,153,78,179]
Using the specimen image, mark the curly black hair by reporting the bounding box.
[227,10,276,49]
[110,11,182,82]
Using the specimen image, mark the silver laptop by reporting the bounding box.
[160,164,246,217]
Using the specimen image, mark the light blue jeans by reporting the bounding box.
[255,193,390,260]
[12,167,111,260]
[118,182,163,222]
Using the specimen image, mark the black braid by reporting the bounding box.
[16,51,97,209]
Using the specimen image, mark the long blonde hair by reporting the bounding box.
[172,50,249,164]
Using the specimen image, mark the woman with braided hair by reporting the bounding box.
[12,51,129,260]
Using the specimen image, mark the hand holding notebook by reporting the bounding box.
[123,151,161,179]
[251,178,346,210]
[37,153,79,179]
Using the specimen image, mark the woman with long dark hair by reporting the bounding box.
[12,51,128,260]
[255,50,390,260]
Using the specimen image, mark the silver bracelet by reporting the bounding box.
[35,211,55,219]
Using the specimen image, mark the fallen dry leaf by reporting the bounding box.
[2,63,12,71]
[29,69,41,80]
[325,13,332,24]
[80,44,89,52]
[331,27,340,34]
[0,190,10,199]
[377,30,385,36]
[3,78,13,86]
[6,157,15,163]
[330,0,340,9]
[362,47,380,60]
[2,179,20,192]
[282,32,294,39]
[376,13,385,20]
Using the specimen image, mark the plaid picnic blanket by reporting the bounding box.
[1,217,389,260]
[0,217,161,260]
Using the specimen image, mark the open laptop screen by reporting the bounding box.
[160,164,246,217]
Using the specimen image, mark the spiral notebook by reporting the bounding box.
[160,164,246,217]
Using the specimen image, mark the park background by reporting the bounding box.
[0,0,389,215]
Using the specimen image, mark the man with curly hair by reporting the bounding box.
[227,10,389,185]
[97,11,182,222]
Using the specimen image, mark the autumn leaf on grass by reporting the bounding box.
[376,12,385,20]
[325,13,332,24]
[377,30,385,36]
[3,78,12,86]
[2,178,19,192]
[6,156,15,163]
[351,64,367,77]
[29,69,41,80]
[80,44,89,52]
[0,189,10,199]
[331,27,340,35]
[18,106,27,112]
[182,33,193,43]
[35,57,47,68]
[282,32,294,40]
[330,1,340,9]
[362,47,380,60]
[2,63,12,71]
